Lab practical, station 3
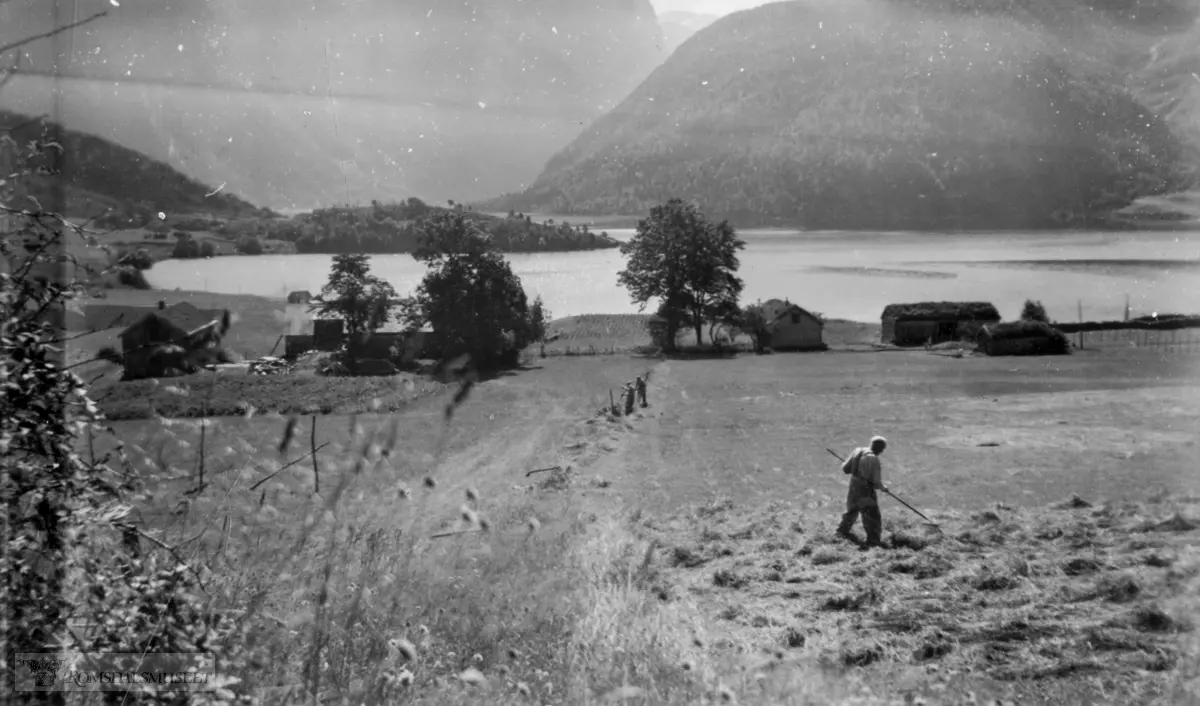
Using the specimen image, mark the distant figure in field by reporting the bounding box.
[623,382,636,415]
[836,436,889,549]
[635,375,648,407]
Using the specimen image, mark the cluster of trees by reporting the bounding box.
[251,199,619,255]
[317,198,764,370]
[312,210,550,375]
[171,234,217,259]
[503,1,1196,229]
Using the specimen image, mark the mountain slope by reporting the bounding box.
[1,0,667,211]
[0,110,265,222]
[497,0,1199,229]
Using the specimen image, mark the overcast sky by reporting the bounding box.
[650,0,768,17]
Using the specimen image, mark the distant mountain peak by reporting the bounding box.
[496,0,1198,230]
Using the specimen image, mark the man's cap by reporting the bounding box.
[870,435,888,447]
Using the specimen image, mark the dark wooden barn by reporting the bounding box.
[881,301,1001,346]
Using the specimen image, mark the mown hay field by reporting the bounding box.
[86,343,1200,704]
[560,345,1200,704]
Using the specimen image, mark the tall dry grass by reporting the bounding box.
[97,394,1200,706]
[112,403,894,705]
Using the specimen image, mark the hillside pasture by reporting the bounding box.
[97,344,1200,704]
[87,355,666,704]
[567,345,1200,703]
[88,227,296,259]
[84,343,1200,704]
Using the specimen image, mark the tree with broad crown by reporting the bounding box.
[309,253,398,373]
[404,210,539,371]
[235,235,264,255]
[617,199,745,352]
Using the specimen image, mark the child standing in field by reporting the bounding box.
[836,436,889,549]
[635,375,648,407]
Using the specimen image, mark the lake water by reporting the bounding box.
[146,229,1200,324]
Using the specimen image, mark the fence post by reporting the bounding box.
[311,415,320,494]
[1077,300,1083,350]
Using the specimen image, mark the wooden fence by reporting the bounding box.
[1069,326,1200,353]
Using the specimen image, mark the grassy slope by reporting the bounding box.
[0,109,265,221]
[504,0,1196,229]
[86,344,1200,704]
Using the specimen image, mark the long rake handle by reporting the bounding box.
[881,489,938,526]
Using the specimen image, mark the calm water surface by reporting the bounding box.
[147,230,1200,323]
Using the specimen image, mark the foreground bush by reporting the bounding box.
[3,161,251,703]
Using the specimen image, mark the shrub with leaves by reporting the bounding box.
[1020,299,1050,323]
[2,109,250,703]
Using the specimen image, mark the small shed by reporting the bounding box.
[118,303,220,379]
[287,290,313,304]
[761,299,824,350]
[881,301,1001,346]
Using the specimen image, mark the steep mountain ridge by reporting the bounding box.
[495,0,1199,229]
[0,110,265,222]
[1,0,667,210]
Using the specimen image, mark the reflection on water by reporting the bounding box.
[147,230,1200,323]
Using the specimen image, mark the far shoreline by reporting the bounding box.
[146,218,1200,267]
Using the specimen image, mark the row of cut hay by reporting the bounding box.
[640,492,1200,703]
